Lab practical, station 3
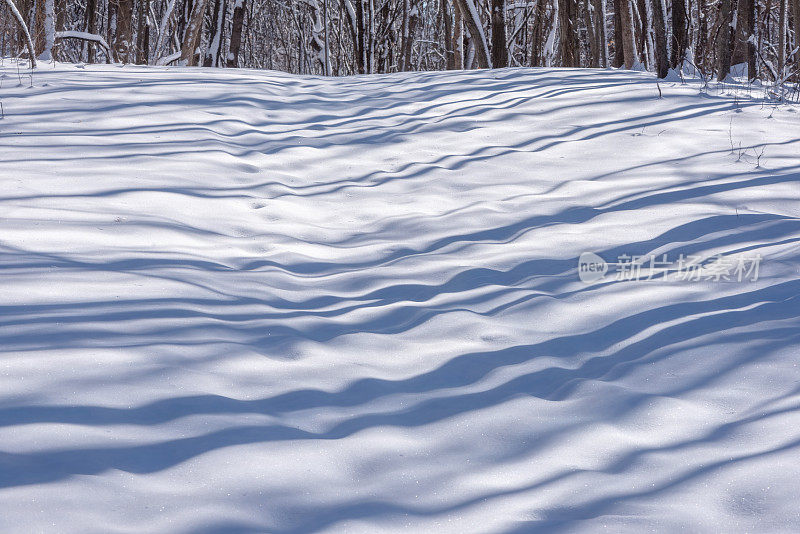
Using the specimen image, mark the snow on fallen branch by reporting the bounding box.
[55,31,111,53]
[156,51,182,66]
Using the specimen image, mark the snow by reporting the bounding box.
[663,67,683,82]
[54,31,112,55]
[1,61,800,533]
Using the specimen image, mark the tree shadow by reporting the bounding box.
[1,63,799,532]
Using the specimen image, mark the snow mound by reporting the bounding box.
[663,67,683,82]
[1,61,799,533]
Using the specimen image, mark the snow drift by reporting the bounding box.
[1,61,799,533]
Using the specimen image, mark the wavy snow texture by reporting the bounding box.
[1,61,799,533]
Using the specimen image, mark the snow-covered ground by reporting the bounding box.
[1,61,799,533]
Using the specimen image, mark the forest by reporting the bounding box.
[1,0,799,81]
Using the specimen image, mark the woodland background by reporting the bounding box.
[0,0,798,81]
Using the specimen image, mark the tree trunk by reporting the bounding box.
[651,0,668,76]
[38,0,55,59]
[180,0,207,65]
[203,0,226,66]
[529,0,545,66]
[54,0,66,58]
[401,0,418,70]
[453,0,490,67]
[491,0,508,67]
[3,0,37,66]
[737,0,756,79]
[324,0,331,74]
[355,0,367,72]
[452,0,464,68]
[612,0,624,66]
[34,0,45,55]
[619,0,638,68]
[793,0,800,76]
[581,0,596,66]
[697,0,708,73]
[558,0,578,66]
[777,0,787,78]
[591,0,608,66]
[670,0,686,67]
[716,0,733,79]
[107,0,117,61]
[136,0,150,63]
[442,0,455,68]
[84,0,97,62]
[401,0,410,70]
[227,0,246,67]
[114,0,134,63]
[634,0,648,67]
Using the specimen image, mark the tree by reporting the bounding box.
[2,0,796,80]
[204,0,227,66]
[401,0,419,70]
[227,0,247,67]
[716,0,734,79]
[3,0,36,66]
[113,0,134,63]
[777,0,787,78]
[582,0,598,66]
[794,0,800,76]
[619,0,638,68]
[453,0,490,67]
[670,0,687,68]
[491,0,508,67]
[452,0,464,68]
[558,0,578,66]
[181,0,208,65]
[40,0,56,60]
[442,0,455,69]
[136,0,150,64]
[612,0,624,67]
[590,0,608,67]
[651,0,669,77]
[737,0,757,79]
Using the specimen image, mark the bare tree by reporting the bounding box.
[442,0,455,68]
[794,0,800,74]
[777,0,787,78]
[227,0,246,67]
[558,0,578,66]
[452,0,464,68]
[3,0,797,82]
[136,0,150,63]
[591,0,608,66]
[181,0,208,65]
[113,0,134,63]
[737,0,757,79]
[619,0,638,68]
[670,0,687,68]
[651,0,668,76]
[612,0,624,67]
[716,0,734,79]
[3,0,36,66]
[203,0,226,66]
[491,0,508,67]
[453,0,490,67]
